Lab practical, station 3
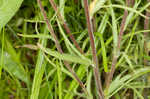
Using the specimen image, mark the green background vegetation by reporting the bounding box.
[0,0,150,98]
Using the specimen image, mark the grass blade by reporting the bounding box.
[38,43,92,66]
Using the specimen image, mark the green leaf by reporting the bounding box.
[106,67,150,98]
[144,55,150,61]
[0,0,23,29]
[38,44,92,66]
[90,0,107,18]
[0,50,30,85]
[97,33,108,72]
[30,26,48,99]
[108,1,118,55]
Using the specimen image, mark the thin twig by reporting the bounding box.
[83,0,104,98]
[106,0,130,88]
[49,0,84,54]
[144,0,150,65]
[37,0,88,95]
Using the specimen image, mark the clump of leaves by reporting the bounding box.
[1,0,150,99]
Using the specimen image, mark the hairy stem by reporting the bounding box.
[144,0,150,65]
[49,0,84,54]
[106,0,130,88]
[37,0,87,94]
[131,0,135,7]
[83,0,104,98]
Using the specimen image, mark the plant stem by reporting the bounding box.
[49,0,84,54]
[37,0,87,95]
[83,0,104,98]
[144,0,150,65]
[106,0,130,88]
[131,0,135,7]
[74,0,78,4]
[92,16,97,32]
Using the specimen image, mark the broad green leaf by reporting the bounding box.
[0,0,23,29]
[0,50,30,85]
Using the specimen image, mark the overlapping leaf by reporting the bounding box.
[0,0,23,29]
